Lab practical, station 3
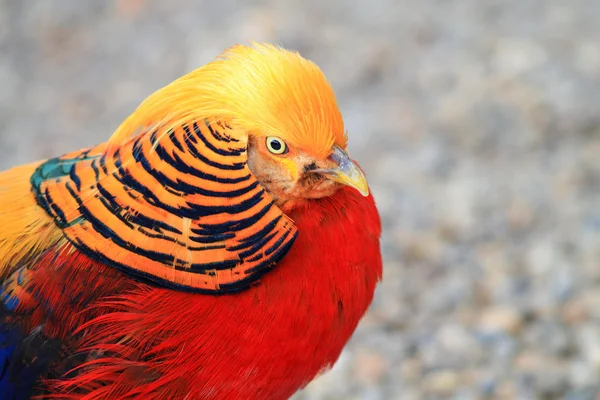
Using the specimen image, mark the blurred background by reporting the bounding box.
[1,0,600,398]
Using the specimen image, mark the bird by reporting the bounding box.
[0,43,382,399]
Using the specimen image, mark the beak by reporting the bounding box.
[314,146,370,196]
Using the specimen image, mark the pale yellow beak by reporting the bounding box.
[315,146,369,196]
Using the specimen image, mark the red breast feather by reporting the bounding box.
[40,186,381,399]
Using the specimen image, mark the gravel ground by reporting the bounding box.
[2,1,600,399]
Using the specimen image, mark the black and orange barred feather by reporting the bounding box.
[31,119,297,293]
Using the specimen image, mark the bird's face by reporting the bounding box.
[247,134,368,209]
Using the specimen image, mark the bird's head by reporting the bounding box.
[111,43,368,210]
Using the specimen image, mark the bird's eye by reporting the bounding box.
[266,137,288,155]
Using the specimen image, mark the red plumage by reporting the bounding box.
[24,187,381,399]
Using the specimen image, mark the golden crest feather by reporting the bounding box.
[109,43,347,159]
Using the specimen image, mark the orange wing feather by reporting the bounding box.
[0,162,66,280]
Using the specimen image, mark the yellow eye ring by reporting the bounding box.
[266,137,288,155]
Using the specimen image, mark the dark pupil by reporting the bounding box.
[270,140,282,151]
